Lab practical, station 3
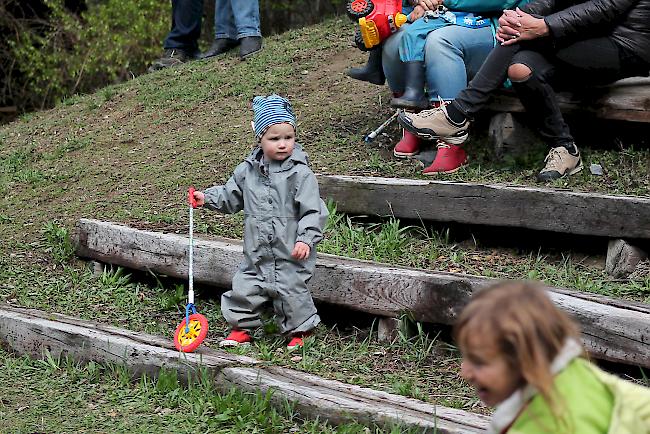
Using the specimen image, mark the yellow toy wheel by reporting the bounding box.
[174,313,209,352]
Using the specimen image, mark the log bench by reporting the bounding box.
[484,76,650,157]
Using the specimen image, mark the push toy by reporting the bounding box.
[173,187,209,352]
[346,0,408,50]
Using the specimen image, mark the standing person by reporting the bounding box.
[455,281,650,433]
[398,0,650,181]
[201,0,263,60]
[149,0,204,72]
[191,95,328,350]
[381,0,529,175]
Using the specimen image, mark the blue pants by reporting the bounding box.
[214,0,261,40]
[383,24,494,101]
[163,0,204,54]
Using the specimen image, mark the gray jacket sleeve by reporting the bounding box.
[294,171,329,247]
[202,163,246,214]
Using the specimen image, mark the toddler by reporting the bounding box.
[192,95,328,350]
[455,281,650,433]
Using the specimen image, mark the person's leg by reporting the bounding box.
[391,19,448,110]
[201,0,240,58]
[231,0,263,59]
[150,0,203,71]
[163,0,204,54]
[220,269,269,334]
[346,48,385,85]
[382,25,409,94]
[423,25,494,101]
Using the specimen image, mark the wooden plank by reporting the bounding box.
[317,175,650,240]
[486,77,650,123]
[0,305,257,380]
[219,366,489,433]
[0,305,488,434]
[72,219,650,368]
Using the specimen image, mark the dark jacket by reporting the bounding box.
[522,0,650,64]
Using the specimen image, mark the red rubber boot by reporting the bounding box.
[422,140,468,175]
[393,128,422,158]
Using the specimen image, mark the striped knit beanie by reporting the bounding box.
[252,94,296,140]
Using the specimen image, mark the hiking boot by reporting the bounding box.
[239,36,263,60]
[537,145,583,182]
[219,329,252,347]
[393,128,422,158]
[345,48,385,85]
[390,61,429,111]
[398,104,469,144]
[148,48,193,72]
[287,331,312,351]
[422,140,467,175]
[201,38,238,59]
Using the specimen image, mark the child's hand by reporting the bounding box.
[409,5,425,21]
[193,191,205,206]
[291,241,310,260]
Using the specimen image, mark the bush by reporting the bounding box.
[2,0,169,110]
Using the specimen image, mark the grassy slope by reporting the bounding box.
[0,16,649,431]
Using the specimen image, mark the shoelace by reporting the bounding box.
[543,148,567,171]
[436,139,451,149]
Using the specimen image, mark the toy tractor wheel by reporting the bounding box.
[354,29,370,51]
[347,0,374,21]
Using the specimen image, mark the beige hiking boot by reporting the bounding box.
[537,146,583,182]
[397,104,469,144]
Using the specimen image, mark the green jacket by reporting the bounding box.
[504,359,650,433]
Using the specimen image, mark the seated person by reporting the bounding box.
[349,0,531,175]
[398,0,650,181]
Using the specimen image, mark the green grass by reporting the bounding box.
[0,349,417,433]
[0,14,649,431]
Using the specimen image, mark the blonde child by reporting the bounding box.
[192,94,328,350]
[455,281,650,433]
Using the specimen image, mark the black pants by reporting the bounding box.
[453,37,650,147]
[163,0,204,54]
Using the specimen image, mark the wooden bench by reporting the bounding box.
[487,77,650,123]
[484,77,650,156]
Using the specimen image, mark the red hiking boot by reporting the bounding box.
[422,140,467,175]
[287,331,312,351]
[393,128,421,158]
[219,329,252,347]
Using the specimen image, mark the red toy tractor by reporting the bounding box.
[346,0,408,51]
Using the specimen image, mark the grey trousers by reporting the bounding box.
[221,257,320,335]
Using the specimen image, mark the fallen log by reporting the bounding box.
[0,305,489,434]
[316,175,650,240]
[72,219,650,368]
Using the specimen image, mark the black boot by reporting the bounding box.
[345,48,385,85]
[390,61,429,111]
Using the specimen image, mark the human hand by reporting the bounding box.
[409,5,425,21]
[193,191,205,206]
[418,0,443,11]
[291,241,311,260]
[497,8,549,46]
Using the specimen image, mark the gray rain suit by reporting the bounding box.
[203,144,328,335]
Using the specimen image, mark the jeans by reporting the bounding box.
[163,0,204,53]
[383,24,494,101]
[454,37,650,146]
[215,0,261,40]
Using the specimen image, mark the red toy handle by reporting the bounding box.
[188,186,198,208]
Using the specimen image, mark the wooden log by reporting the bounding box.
[0,305,488,434]
[219,366,489,433]
[317,175,650,240]
[72,219,650,368]
[0,305,257,380]
[486,77,650,123]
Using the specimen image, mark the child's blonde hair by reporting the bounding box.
[454,281,581,406]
